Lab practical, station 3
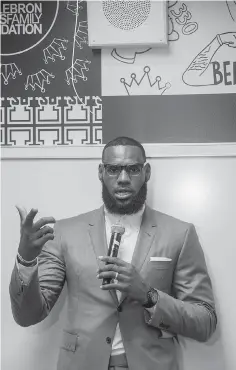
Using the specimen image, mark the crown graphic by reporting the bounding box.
[65,58,91,85]
[120,66,171,96]
[1,63,22,85]
[75,21,88,49]
[66,0,83,15]
[25,69,55,93]
[43,38,68,64]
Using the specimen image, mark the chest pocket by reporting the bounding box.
[142,261,173,293]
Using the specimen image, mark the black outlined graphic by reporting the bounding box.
[168,2,198,42]
[226,1,236,21]
[111,47,151,64]
[168,15,179,41]
[120,66,171,95]
[168,1,178,9]
[182,32,236,86]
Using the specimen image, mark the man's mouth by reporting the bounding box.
[115,189,133,200]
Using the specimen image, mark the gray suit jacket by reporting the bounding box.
[9,206,217,370]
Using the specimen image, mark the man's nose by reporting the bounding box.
[117,169,131,183]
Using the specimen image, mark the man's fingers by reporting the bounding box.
[97,264,126,274]
[35,225,54,239]
[98,256,126,266]
[34,217,56,231]
[34,233,54,248]
[100,282,126,291]
[97,271,128,282]
[15,205,28,224]
[24,208,38,226]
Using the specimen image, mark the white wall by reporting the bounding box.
[1,155,236,370]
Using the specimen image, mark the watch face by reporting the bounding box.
[143,288,158,308]
[150,288,158,303]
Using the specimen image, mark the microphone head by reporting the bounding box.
[111,224,125,235]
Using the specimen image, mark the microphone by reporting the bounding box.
[102,224,125,286]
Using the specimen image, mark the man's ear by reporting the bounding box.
[145,163,151,182]
[98,164,103,182]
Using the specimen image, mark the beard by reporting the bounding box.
[102,180,147,215]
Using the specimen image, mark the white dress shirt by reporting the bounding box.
[104,206,145,356]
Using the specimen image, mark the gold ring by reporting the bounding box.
[115,272,119,280]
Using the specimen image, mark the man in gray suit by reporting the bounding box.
[10,136,217,370]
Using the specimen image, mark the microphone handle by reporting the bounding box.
[102,232,121,285]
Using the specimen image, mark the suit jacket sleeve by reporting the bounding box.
[9,221,66,327]
[144,224,217,342]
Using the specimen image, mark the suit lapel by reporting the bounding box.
[119,206,157,306]
[88,206,119,306]
[88,206,107,259]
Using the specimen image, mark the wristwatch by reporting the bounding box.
[142,287,159,308]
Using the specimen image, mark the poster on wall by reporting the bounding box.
[102,1,236,96]
[1,1,102,146]
[101,0,236,144]
[1,1,236,149]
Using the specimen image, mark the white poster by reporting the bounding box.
[102,1,236,96]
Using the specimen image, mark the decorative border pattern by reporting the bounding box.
[0,96,102,146]
[2,143,236,159]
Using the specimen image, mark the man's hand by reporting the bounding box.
[97,256,150,304]
[16,206,56,261]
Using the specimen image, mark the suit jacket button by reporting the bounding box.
[106,337,111,344]
[117,306,122,312]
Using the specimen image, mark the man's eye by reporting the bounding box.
[108,166,119,173]
[128,165,140,174]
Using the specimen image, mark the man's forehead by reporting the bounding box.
[103,145,144,163]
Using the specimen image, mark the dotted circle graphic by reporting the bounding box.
[102,0,151,31]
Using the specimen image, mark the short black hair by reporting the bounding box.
[102,136,146,162]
